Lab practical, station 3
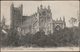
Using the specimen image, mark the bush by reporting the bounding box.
[1,27,80,47]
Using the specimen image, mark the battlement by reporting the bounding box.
[10,3,23,29]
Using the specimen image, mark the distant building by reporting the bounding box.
[10,4,66,35]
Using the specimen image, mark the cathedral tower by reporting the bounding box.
[10,3,23,29]
[10,3,23,36]
[38,5,53,35]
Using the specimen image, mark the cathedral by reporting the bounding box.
[10,3,66,35]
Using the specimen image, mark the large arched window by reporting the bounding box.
[55,25,61,31]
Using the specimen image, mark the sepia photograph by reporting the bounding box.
[0,0,80,52]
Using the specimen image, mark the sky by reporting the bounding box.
[1,1,79,27]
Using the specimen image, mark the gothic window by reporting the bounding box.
[55,25,61,31]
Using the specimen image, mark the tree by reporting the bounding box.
[69,17,77,27]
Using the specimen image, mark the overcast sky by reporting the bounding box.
[1,1,79,27]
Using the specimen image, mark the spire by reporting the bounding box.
[11,3,14,11]
[63,16,66,27]
[19,4,23,9]
[11,3,14,8]
[48,5,51,12]
[37,6,39,12]
[48,5,50,10]
[21,4,23,12]
[21,4,23,9]
[60,17,62,21]
[63,16,65,22]
[40,4,43,9]
[21,4,23,7]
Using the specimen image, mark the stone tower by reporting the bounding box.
[10,3,23,36]
[37,5,53,35]
[10,3,23,30]
[63,16,66,28]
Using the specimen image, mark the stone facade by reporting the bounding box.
[21,16,33,35]
[38,5,53,35]
[10,3,23,30]
[10,4,66,35]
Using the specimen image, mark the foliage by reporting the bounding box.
[69,17,77,27]
[1,27,80,47]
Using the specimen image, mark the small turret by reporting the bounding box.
[11,3,14,8]
[48,5,51,12]
[37,6,39,12]
[40,4,43,9]
[21,4,23,10]
[21,4,23,7]
[60,17,62,21]
[63,16,66,27]
[20,4,23,15]
[63,16,65,22]
[48,5,50,10]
